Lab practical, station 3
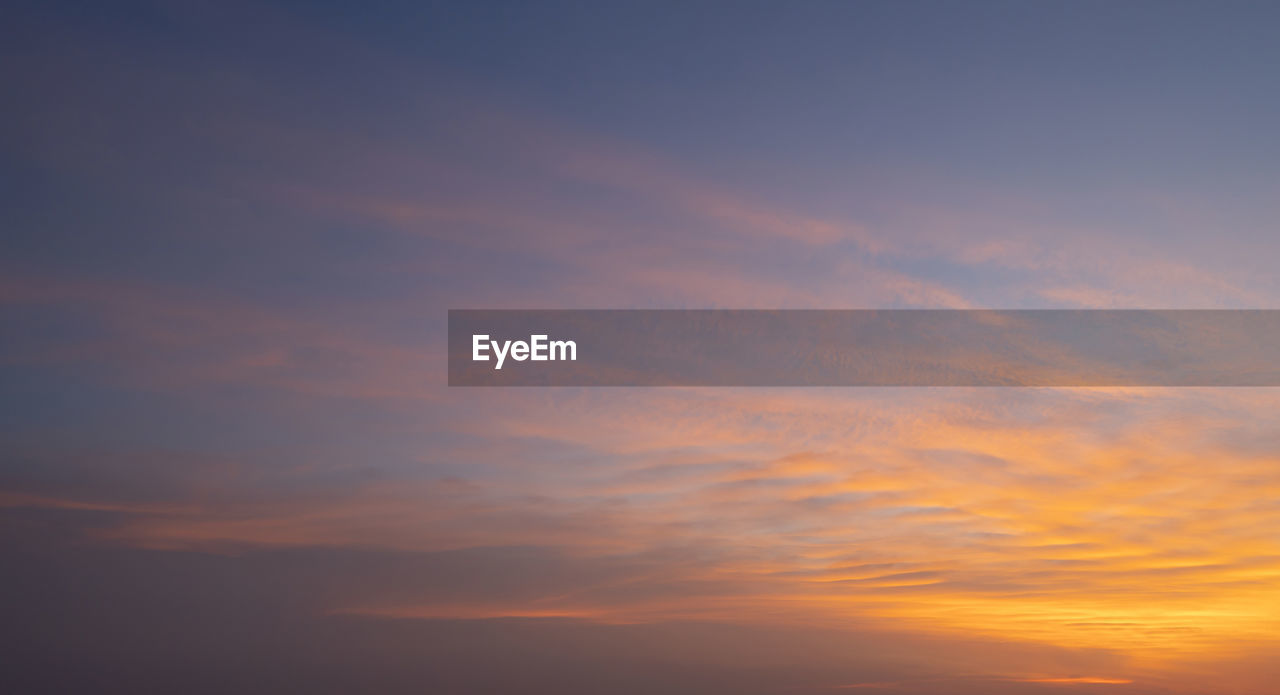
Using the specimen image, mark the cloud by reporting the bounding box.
[4,8,1280,694]
[8,387,1280,684]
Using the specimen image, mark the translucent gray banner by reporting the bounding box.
[448,310,1280,386]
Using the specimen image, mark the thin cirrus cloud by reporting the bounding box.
[9,384,1279,692]
[5,3,1280,694]
[18,388,1280,651]
[7,23,1269,313]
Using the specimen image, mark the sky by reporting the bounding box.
[3,1,1280,693]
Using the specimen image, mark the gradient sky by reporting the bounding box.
[4,2,1280,693]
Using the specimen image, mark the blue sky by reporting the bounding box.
[4,2,1280,693]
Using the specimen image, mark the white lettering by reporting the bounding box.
[492,340,511,370]
[472,335,575,370]
[550,339,576,361]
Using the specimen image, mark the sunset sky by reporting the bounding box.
[4,2,1280,693]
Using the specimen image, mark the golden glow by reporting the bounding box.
[22,387,1280,690]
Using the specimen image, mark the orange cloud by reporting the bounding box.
[15,386,1269,690]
